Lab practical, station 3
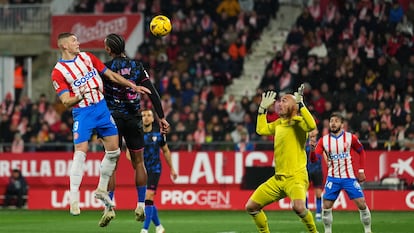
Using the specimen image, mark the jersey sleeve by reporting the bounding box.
[297,106,317,132]
[256,114,276,136]
[314,137,324,157]
[159,133,166,147]
[351,134,364,152]
[138,62,150,84]
[51,68,70,96]
[351,134,366,170]
[86,52,107,74]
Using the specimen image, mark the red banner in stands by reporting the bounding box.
[50,14,143,56]
[0,151,413,210]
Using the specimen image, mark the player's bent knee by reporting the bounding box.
[245,200,261,214]
[105,148,121,161]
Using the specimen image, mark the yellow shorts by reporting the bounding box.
[250,170,309,207]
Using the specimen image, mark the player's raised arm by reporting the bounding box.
[103,69,152,95]
[294,84,316,131]
[256,91,277,135]
[139,68,169,134]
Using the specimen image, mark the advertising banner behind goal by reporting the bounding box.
[0,151,413,210]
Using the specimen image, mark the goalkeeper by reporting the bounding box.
[245,85,319,233]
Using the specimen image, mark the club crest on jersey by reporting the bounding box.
[152,136,157,142]
[73,70,97,87]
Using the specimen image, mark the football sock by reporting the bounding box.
[359,207,372,233]
[316,197,322,214]
[152,205,161,226]
[98,149,120,190]
[137,185,147,203]
[322,208,333,233]
[298,209,318,233]
[108,191,114,200]
[249,210,270,233]
[70,151,86,202]
[143,200,154,230]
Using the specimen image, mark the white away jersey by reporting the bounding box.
[51,52,107,108]
[315,131,365,179]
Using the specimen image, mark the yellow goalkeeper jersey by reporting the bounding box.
[256,107,316,177]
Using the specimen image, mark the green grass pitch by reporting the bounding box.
[0,209,412,233]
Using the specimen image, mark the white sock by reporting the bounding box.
[137,202,145,208]
[70,151,86,203]
[98,149,120,190]
[322,208,333,233]
[359,207,372,233]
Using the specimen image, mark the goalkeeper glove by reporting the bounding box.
[294,84,305,108]
[258,91,277,114]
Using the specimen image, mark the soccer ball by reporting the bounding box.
[150,15,172,37]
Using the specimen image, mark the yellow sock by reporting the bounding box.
[300,210,318,233]
[251,210,270,233]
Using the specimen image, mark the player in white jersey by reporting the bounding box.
[313,112,372,233]
[51,32,151,217]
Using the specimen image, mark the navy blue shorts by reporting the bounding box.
[111,111,144,151]
[147,172,161,191]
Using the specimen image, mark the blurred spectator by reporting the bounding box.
[389,0,404,26]
[403,127,414,151]
[231,123,248,143]
[366,131,379,150]
[235,132,254,152]
[1,92,14,117]
[11,132,24,153]
[229,103,245,124]
[14,61,24,102]
[216,0,241,18]
[218,133,235,151]
[3,169,28,208]
[193,120,206,147]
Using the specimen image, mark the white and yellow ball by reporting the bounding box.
[150,15,172,37]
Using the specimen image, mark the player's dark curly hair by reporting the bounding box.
[105,33,125,55]
[330,112,344,122]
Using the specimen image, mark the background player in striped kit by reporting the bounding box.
[139,109,177,233]
[314,112,372,233]
[99,33,170,227]
[306,129,323,221]
[51,32,151,217]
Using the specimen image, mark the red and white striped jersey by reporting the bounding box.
[315,130,365,179]
[51,52,107,108]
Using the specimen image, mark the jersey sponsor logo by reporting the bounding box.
[329,152,349,160]
[73,70,97,87]
[118,67,131,75]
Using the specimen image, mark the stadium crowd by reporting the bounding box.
[1,0,414,152]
